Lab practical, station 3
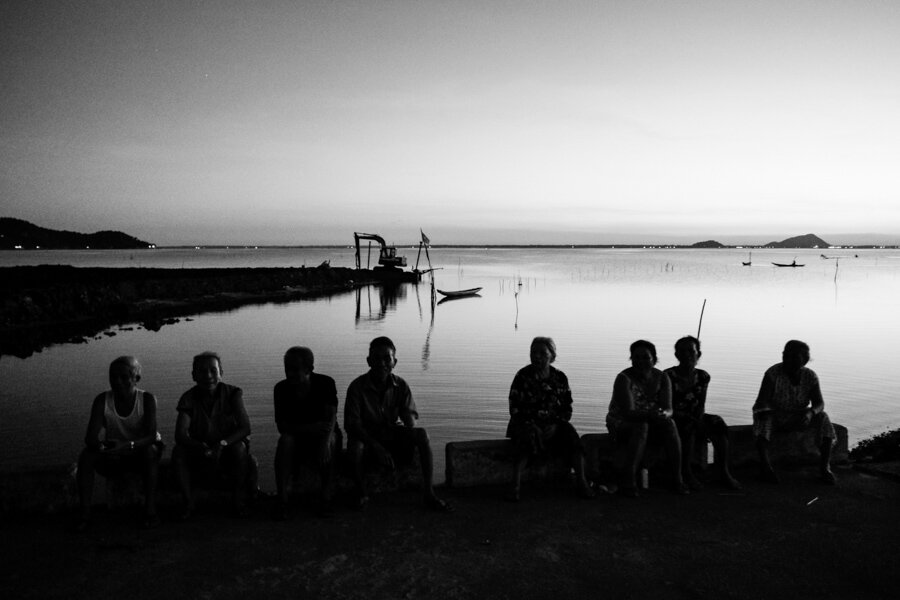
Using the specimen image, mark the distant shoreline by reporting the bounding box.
[0,264,412,359]
[6,244,896,250]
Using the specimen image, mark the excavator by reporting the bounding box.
[353,232,407,270]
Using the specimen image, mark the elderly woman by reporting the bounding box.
[663,336,740,490]
[506,337,594,501]
[752,340,836,484]
[607,340,688,496]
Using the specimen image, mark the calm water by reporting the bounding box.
[2,247,898,485]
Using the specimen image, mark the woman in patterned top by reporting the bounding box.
[752,340,836,484]
[506,337,594,501]
[607,340,688,496]
[663,336,740,490]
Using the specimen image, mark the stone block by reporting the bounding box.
[444,439,570,488]
[0,464,78,513]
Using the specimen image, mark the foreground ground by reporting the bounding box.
[1,464,898,600]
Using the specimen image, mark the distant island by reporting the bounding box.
[0,217,155,249]
[691,233,831,249]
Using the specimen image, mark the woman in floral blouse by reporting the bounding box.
[506,337,594,501]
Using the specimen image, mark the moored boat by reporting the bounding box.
[436,287,482,298]
[772,261,804,267]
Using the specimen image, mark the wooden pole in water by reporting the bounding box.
[697,299,707,339]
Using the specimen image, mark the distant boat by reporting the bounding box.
[742,252,752,266]
[772,261,804,268]
[436,287,482,298]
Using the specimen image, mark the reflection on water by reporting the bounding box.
[2,247,900,486]
[355,283,408,322]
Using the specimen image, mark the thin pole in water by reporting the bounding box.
[697,299,707,339]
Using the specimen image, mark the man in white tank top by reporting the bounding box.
[76,356,162,531]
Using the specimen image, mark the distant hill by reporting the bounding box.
[0,217,154,249]
[690,240,725,248]
[764,233,830,248]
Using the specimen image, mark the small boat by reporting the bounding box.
[742,251,752,266]
[436,287,482,298]
[772,261,804,268]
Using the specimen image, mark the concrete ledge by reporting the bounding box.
[445,439,569,488]
[0,464,78,513]
[445,424,850,489]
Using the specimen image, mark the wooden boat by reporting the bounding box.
[436,287,482,298]
[772,261,804,268]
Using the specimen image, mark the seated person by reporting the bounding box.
[505,336,594,501]
[273,346,341,520]
[344,336,452,512]
[76,356,162,530]
[752,340,837,484]
[607,340,688,496]
[172,351,254,518]
[663,336,740,490]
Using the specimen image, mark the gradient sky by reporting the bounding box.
[2,1,899,246]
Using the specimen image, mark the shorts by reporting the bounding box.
[179,438,250,481]
[93,440,164,478]
[350,425,418,467]
[673,413,728,441]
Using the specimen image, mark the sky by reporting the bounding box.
[2,0,899,246]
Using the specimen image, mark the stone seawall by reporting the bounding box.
[1,264,418,357]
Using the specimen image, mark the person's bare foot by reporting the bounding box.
[759,464,779,484]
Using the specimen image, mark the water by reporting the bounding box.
[2,246,898,486]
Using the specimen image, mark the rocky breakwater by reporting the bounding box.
[1,264,416,358]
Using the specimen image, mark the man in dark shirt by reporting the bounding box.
[273,346,339,519]
[344,336,452,512]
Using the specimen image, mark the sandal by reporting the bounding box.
[355,495,370,511]
[424,495,454,513]
[759,466,780,484]
[504,488,521,503]
[272,502,289,522]
[141,514,162,529]
[672,482,691,495]
[618,486,640,498]
[74,517,91,533]
[576,484,596,500]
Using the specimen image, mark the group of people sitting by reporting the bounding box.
[76,334,836,530]
[508,336,836,502]
[76,336,450,530]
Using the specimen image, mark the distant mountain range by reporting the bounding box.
[0,218,154,249]
[692,233,832,249]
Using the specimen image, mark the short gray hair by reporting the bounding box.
[530,336,557,362]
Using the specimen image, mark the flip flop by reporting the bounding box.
[141,515,162,529]
[355,495,370,511]
[504,488,521,503]
[424,495,454,513]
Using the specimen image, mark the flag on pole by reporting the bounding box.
[420,229,430,245]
